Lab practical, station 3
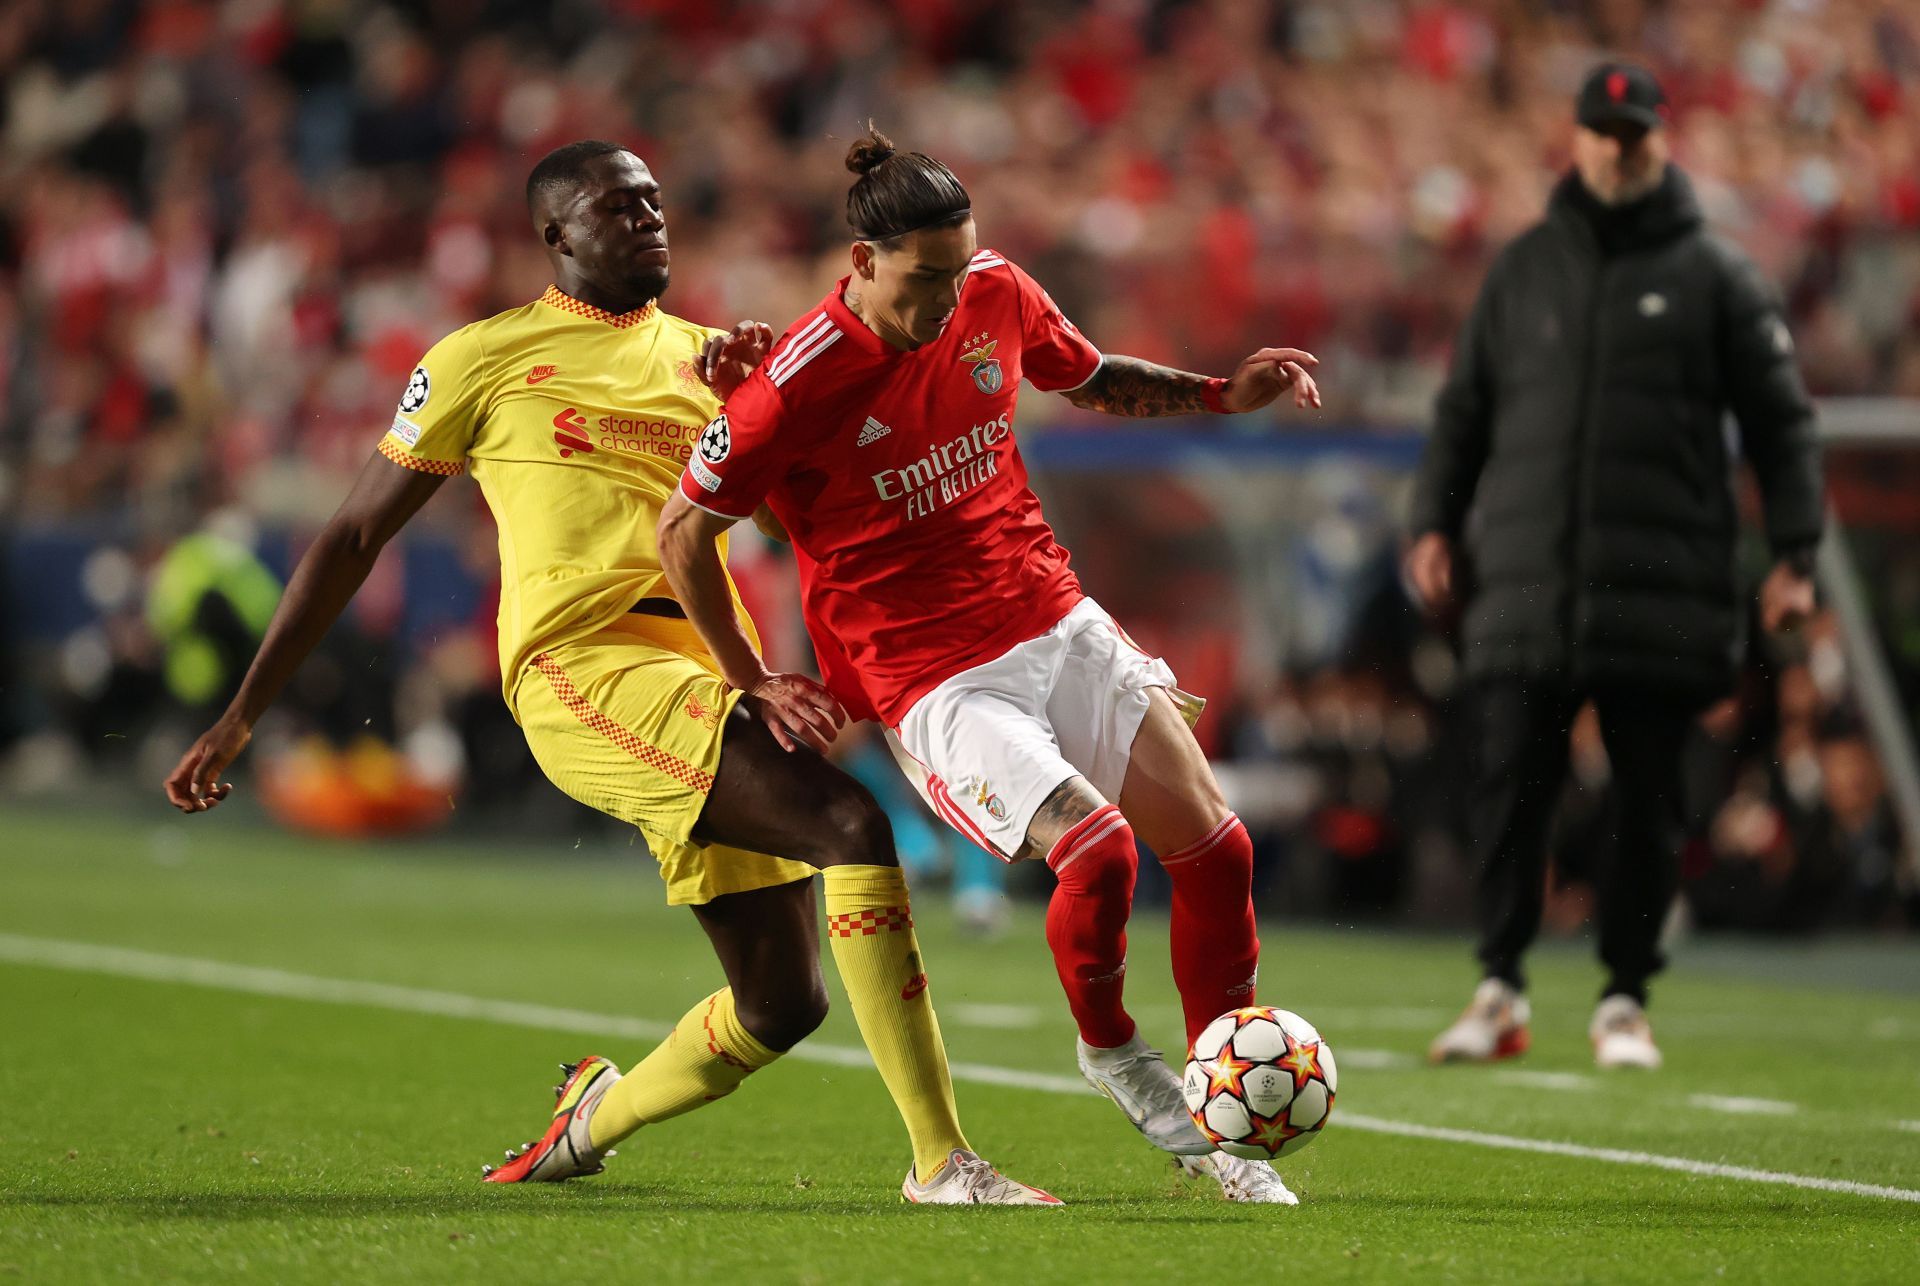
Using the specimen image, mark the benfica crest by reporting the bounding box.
[964,774,1009,821]
[958,336,1003,395]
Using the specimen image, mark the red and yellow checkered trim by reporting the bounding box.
[539,285,656,329]
[702,993,756,1073]
[826,906,913,938]
[377,437,463,475]
[531,653,715,794]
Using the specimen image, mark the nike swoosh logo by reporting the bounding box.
[527,366,558,384]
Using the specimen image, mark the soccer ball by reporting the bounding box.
[1182,1006,1336,1160]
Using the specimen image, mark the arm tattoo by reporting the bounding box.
[1063,355,1215,417]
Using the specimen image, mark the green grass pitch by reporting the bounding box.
[1,802,1916,1282]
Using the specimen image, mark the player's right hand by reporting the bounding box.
[701,321,776,401]
[163,715,251,813]
[1404,531,1455,614]
[745,673,846,754]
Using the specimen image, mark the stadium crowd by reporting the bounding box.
[2,0,1915,930]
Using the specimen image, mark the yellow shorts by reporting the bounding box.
[512,614,817,906]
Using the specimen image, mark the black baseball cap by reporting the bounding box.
[1576,62,1668,131]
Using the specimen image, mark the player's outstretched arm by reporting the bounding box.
[1062,349,1321,417]
[657,492,845,754]
[162,454,449,813]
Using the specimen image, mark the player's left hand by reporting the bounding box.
[745,673,846,755]
[163,714,250,813]
[701,321,776,401]
[1760,560,1816,633]
[1223,347,1322,413]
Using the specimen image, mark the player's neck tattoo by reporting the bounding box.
[844,286,920,352]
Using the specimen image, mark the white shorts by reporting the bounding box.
[890,598,1179,859]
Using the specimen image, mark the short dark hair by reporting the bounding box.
[526,140,631,213]
[844,125,970,246]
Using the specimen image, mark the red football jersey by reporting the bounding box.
[679,249,1103,724]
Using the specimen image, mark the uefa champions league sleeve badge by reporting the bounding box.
[399,366,431,413]
[698,414,731,463]
[689,414,730,492]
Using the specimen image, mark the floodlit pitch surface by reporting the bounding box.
[1,805,1916,1282]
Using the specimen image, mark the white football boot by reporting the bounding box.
[1428,978,1532,1063]
[482,1055,622,1183]
[1078,1033,1216,1156]
[1591,995,1662,1070]
[1176,1152,1300,1205]
[901,1149,1063,1205]
[954,887,1012,941]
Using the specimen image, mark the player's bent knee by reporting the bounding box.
[1049,808,1139,893]
[738,982,829,1052]
[1078,835,1139,893]
[807,783,898,870]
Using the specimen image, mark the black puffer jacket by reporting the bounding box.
[1410,167,1824,695]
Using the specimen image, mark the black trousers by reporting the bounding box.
[1468,677,1707,1003]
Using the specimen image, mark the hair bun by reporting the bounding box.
[845,126,897,176]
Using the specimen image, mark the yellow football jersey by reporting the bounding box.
[378,285,751,708]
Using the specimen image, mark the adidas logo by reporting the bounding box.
[856,416,891,447]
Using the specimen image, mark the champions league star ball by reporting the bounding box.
[1182,1006,1337,1160]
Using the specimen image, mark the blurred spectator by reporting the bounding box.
[1,1,1912,931]
[8,2,1920,530]
[1410,58,1828,1067]
[146,516,281,717]
[832,725,1013,937]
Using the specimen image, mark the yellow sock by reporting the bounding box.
[587,988,780,1150]
[823,864,968,1180]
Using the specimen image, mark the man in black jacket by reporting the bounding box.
[1407,63,1823,1070]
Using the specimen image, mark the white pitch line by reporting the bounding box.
[1688,1094,1799,1117]
[946,1002,1043,1029]
[1306,1006,1448,1030]
[1332,1048,1416,1070]
[1331,1115,1919,1204]
[0,933,674,1043]
[3,932,1915,1206]
[1896,1121,1920,1134]
[1137,1004,1445,1031]
[1493,1069,1596,1092]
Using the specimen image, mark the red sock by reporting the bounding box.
[1161,814,1260,1050]
[1044,804,1139,1049]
